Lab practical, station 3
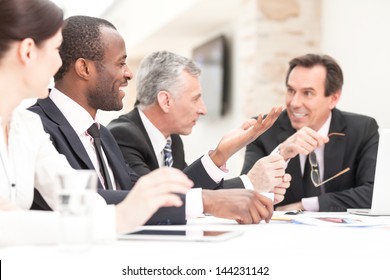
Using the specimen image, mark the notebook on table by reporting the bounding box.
[348,129,390,216]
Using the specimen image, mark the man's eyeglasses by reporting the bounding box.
[309,133,350,188]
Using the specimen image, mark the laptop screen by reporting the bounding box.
[370,129,390,215]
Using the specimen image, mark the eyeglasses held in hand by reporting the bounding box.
[309,132,350,187]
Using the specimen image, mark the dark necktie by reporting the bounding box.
[302,153,322,197]
[87,123,113,190]
[163,139,173,167]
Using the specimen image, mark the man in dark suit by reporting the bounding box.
[29,16,276,224]
[241,54,379,212]
[108,51,291,204]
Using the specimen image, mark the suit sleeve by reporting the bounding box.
[97,189,128,204]
[145,201,186,225]
[241,137,269,175]
[223,177,245,189]
[109,124,156,177]
[318,118,379,211]
[183,157,223,190]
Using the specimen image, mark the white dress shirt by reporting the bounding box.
[0,107,72,209]
[50,88,117,190]
[270,114,332,210]
[300,114,332,211]
[139,110,228,218]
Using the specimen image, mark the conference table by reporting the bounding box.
[2,211,390,280]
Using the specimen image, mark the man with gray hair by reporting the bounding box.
[108,51,290,206]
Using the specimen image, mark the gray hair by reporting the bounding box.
[136,51,201,109]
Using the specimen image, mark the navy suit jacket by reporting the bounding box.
[28,97,186,225]
[107,108,243,188]
[241,109,379,211]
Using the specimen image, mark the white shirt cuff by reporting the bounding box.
[240,174,254,190]
[185,188,204,219]
[301,197,320,211]
[200,152,227,183]
[271,145,280,155]
[272,144,289,168]
[239,175,274,202]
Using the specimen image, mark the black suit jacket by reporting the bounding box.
[241,109,379,211]
[28,97,185,225]
[107,108,244,188]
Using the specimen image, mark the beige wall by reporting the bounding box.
[100,0,390,178]
[238,0,320,119]
[322,0,390,130]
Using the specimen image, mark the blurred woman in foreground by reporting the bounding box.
[0,0,192,245]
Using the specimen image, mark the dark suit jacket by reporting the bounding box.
[241,109,379,211]
[28,97,185,225]
[107,108,244,189]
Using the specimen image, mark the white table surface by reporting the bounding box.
[2,212,390,280]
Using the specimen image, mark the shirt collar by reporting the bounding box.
[138,108,169,154]
[317,112,332,137]
[50,88,97,136]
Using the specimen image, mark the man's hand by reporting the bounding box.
[272,174,291,204]
[247,154,286,193]
[116,167,193,233]
[210,106,284,167]
[279,127,329,160]
[202,189,273,224]
[247,155,291,204]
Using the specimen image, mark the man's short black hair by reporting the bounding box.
[54,15,116,81]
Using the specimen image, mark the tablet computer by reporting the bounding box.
[118,229,243,242]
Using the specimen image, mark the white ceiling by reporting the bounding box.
[52,0,115,17]
[104,0,241,60]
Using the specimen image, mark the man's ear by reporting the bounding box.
[74,58,92,80]
[329,90,341,109]
[18,38,36,65]
[157,90,171,113]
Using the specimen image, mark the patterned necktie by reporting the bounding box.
[87,123,113,190]
[163,138,174,167]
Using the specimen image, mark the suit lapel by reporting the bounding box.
[286,156,305,202]
[131,108,187,169]
[37,98,95,170]
[129,109,159,169]
[99,127,130,189]
[171,135,187,169]
[323,109,347,192]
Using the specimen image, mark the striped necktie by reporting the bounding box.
[163,138,174,167]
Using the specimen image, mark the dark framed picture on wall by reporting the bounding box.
[193,35,230,118]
